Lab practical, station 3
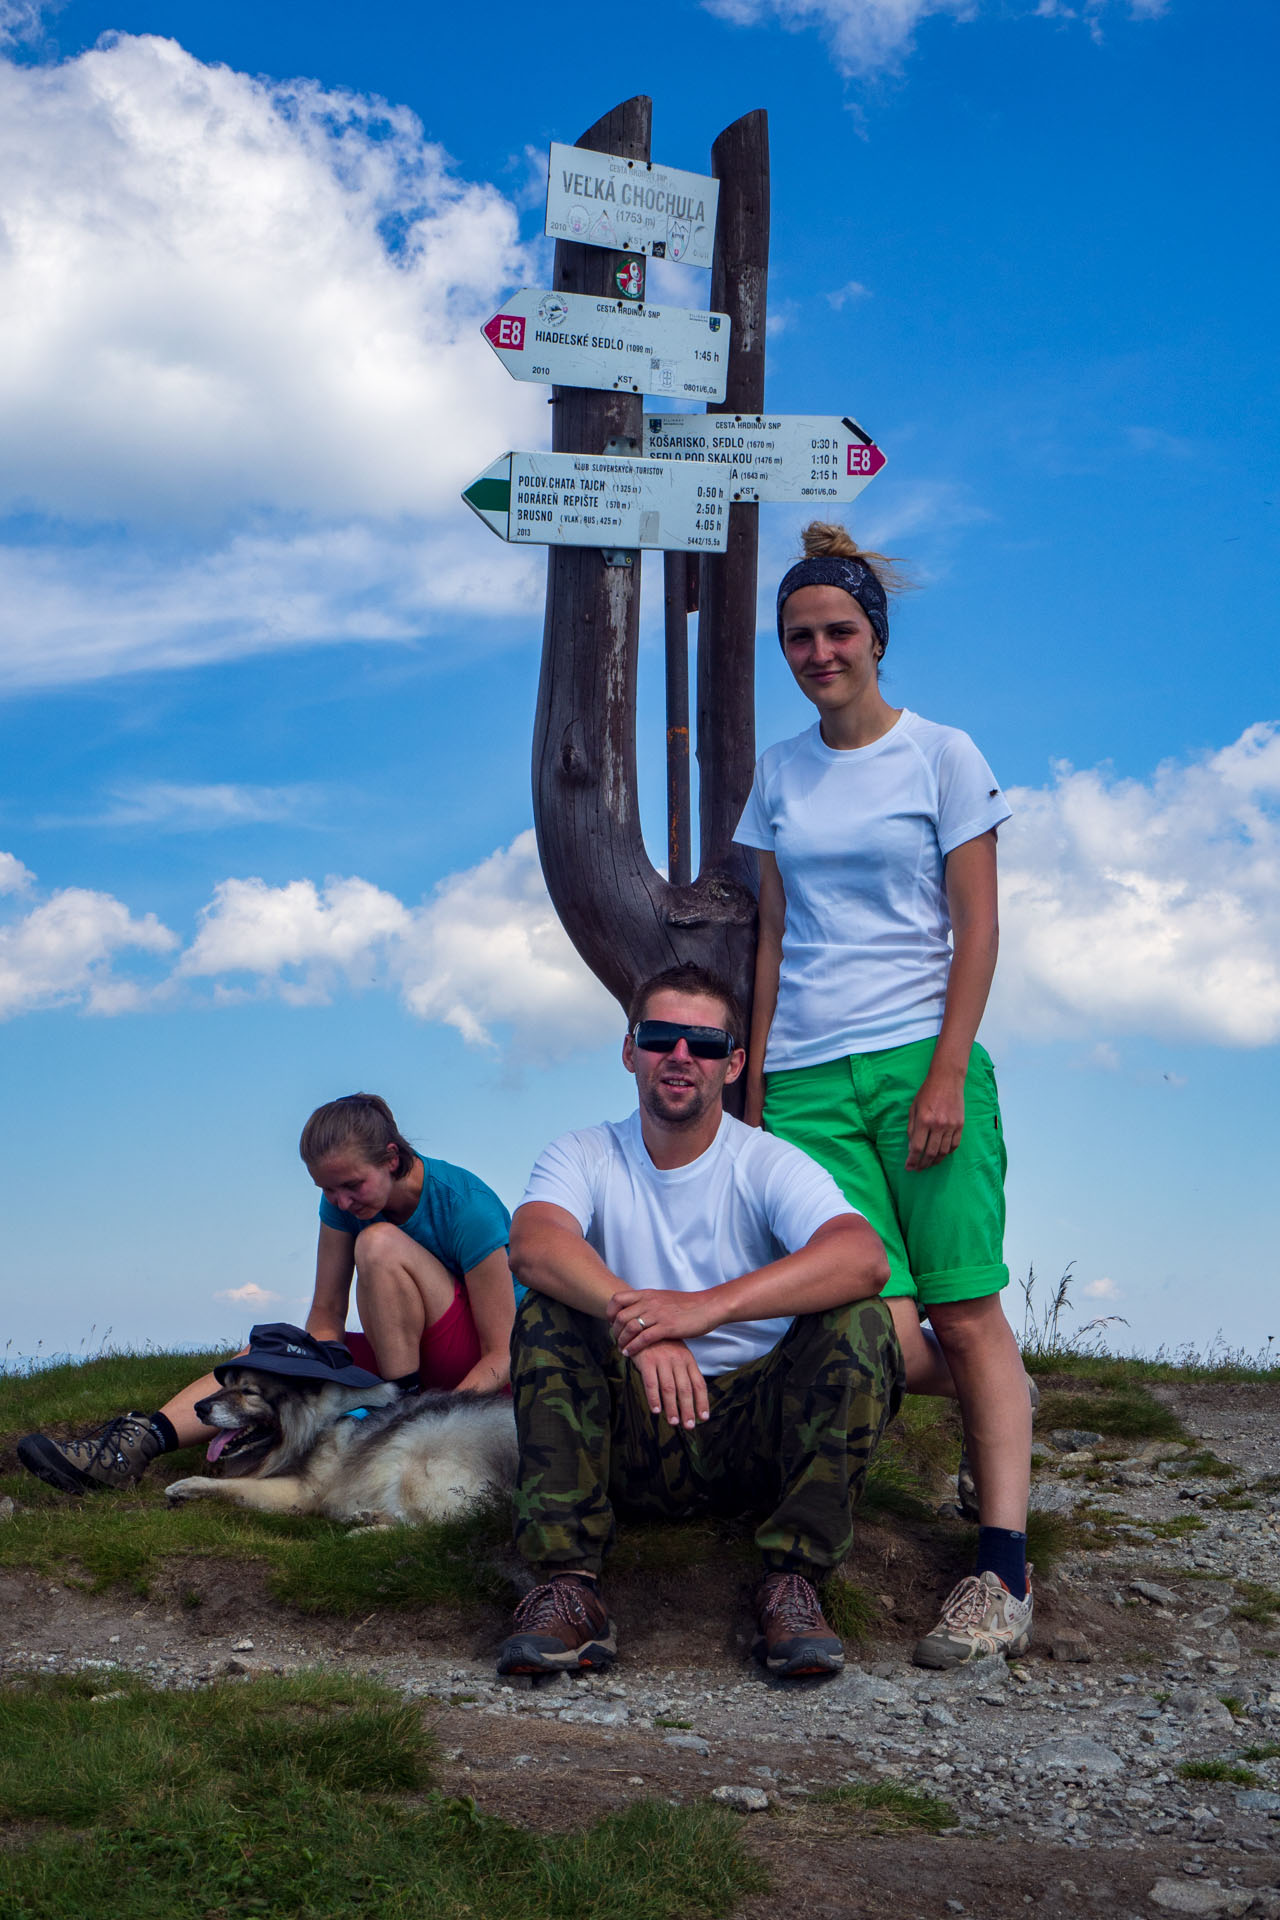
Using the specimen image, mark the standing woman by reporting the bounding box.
[735,522,1032,1669]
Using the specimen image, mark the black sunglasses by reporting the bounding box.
[631,1020,737,1060]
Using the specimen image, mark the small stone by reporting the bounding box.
[1236,1789,1280,1814]
[946,1903,966,1914]
[710,1784,769,1813]
[1028,1483,1078,1514]
[1192,1608,1231,1630]
[0,1496,15,1523]
[231,1639,254,1652]
[88,1690,126,1704]
[924,1706,959,1729]
[107,1635,120,1644]
[1022,1735,1125,1777]
[1050,1429,1104,1451]
[221,1657,251,1676]
[1048,1630,1091,1663]
[1131,1580,1180,1608]
[1149,1878,1254,1916]
[664,1734,710,1756]
[940,1656,1012,1697]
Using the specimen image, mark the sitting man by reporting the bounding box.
[497,962,903,1680]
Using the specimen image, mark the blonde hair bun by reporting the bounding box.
[797,521,911,596]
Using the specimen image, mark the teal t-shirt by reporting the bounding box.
[318,1155,510,1279]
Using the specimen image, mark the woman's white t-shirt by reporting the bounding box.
[519,1109,856,1376]
[733,710,1011,1070]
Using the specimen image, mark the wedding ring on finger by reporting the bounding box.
[636,1315,647,1330]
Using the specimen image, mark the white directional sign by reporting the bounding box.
[642,413,888,503]
[462,452,730,553]
[482,290,730,400]
[546,142,719,269]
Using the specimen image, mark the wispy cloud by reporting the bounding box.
[0,520,542,690]
[1124,425,1197,460]
[53,782,324,833]
[1082,1276,1120,1300]
[827,280,872,309]
[704,0,1168,75]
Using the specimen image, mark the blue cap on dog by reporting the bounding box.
[214,1322,382,1388]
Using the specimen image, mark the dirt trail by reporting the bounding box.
[4,1380,1280,1918]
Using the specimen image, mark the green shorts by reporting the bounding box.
[763,1037,1008,1309]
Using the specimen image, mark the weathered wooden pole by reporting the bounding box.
[663,552,694,889]
[532,101,768,1055]
[696,109,770,940]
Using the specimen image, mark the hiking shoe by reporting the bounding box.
[495,1575,617,1675]
[956,1372,1041,1522]
[752,1571,845,1678]
[912,1569,1034,1669]
[17,1413,165,1495]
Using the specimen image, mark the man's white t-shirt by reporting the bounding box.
[519,1110,857,1376]
[733,710,1011,1069]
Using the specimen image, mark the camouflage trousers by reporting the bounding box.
[510,1291,904,1579]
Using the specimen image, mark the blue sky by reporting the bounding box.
[1,0,1276,1366]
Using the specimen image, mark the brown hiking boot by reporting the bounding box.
[752,1570,844,1678]
[17,1412,165,1495]
[495,1574,617,1675]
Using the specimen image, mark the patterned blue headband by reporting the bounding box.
[776,556,889,655]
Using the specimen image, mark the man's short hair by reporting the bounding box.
[627,964,746,1044]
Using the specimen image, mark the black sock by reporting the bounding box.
[391,1370,421,1393]
[975,1526,1027,1600]
[148,1411,181,1453]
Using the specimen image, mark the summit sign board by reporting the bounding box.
[545,143,719,269]
[482,290,730,400]
[462,452,730,553]
[642,414,888,503]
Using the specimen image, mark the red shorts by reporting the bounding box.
[345,1280,482,1391]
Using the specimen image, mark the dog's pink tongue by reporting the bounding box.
[206,1431,232,1463]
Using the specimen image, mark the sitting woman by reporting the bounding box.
[18,1093,516,1495]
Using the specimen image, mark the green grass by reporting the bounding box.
[808,1781,956,1834]
[0,1671,766,1920]
[0,1349,227,1432]
[1032,1385,1186,1442]
[1178,1760,1257,1786]
[1182,1450,1239,1480]
[1233,1582,1280,1625]
[819,1573,878,1644]
[1148,1515,1207,1540]
[1218,1695,1247,1721]
[1024,1510,1076,1572]
[1022,1349,1280,1386]
[0,1477,516,1615]
[1240,1743,1280,1763]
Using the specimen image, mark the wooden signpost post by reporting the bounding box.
[464,98,886,1094]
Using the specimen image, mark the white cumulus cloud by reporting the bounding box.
[994,722,1280,1047]
[0,863,178,1017]
[214,1283,282,1306]
[396,830,620,1056]
[1082,1276,1120,1299]
[175,830,619,1055]
[704,0,1166,74]
[0,34,541,527]
[0,33,545,687]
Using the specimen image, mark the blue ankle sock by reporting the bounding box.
[975,1526,1027,1600]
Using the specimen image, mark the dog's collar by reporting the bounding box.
[336,1406,375,1423]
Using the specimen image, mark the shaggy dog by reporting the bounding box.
[164,1368,517,1526]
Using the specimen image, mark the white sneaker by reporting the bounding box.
[912,1569,1033,1668]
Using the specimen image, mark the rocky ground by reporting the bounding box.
[3,1378,1279,1917]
